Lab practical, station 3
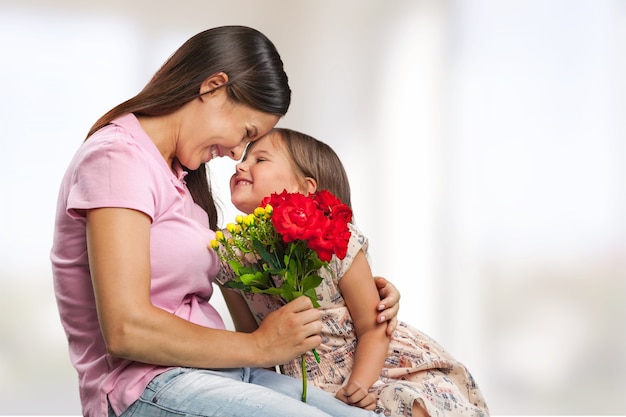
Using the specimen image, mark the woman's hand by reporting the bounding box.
[252,296,322,366]
[374,277,400,337]
[335,381,377,411]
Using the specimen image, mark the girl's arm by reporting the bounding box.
[219,287,259,333]
[335,250,390,410]
[86,207,321,369]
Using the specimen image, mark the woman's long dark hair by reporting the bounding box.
[86,26,291,229]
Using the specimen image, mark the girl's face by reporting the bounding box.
[230,133,311,214]
[177,87,279,170]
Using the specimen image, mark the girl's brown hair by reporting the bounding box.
[254,128,352,210]
[86,26,291,229]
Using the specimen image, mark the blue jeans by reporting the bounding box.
[113,367,383,417]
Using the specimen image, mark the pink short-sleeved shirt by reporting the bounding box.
[50,113,225,417]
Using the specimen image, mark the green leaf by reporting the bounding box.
[280,282,296,302]
[239,272,270,288]
[301,275,323,293]
[274,240,285,265]
[304,288,320,308]
[306,258,325,271]
[252,238,277,266]
[229,261,261,277]
[250,287,284,297]
[225,281,246,290]
[253,238,286,270]
[228,260,243,275]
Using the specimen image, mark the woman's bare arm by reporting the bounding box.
[86,207,321,369]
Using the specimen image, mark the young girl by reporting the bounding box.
[217,128,490,417]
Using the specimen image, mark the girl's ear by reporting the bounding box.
[199,72,229,96]
[303,177,317,195]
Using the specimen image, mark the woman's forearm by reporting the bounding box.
[103,296,321,370]
[103,302,267,367]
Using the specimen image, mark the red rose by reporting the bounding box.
[263,189,290,209]
[314,189,342,210]
[271,192,322,243]
[308,219,351,261]
[314,190,352,223]
[330,204,352,224]
[259,190,353,262]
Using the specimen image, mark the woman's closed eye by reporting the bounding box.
[245,126,259,140]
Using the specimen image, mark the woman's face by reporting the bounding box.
[230,133,306,214]
[177,88,279,170]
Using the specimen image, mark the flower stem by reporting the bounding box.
[301,353,307,402]
[300,349,321,402]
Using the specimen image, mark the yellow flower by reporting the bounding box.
[235,214,244,225]
[243,214,255,226]
[253,206,266,218]
[209,239,220,250]
[215,230,225,242]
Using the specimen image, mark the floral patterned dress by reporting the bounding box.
[215,224,489,417]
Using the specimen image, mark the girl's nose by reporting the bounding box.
[235,160,247,172]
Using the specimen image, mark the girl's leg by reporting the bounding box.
[118,367,336,417]
[249,367,383,417]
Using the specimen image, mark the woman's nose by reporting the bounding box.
[229,144,246,161]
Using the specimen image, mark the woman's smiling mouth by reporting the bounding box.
[209,146,221,161]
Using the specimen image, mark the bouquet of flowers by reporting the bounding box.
[210,189,352,402]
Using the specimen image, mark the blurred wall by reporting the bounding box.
[0,0,624,415]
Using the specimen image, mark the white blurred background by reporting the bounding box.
[1,0,624,415]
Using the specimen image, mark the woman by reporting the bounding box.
[50,26,400,417]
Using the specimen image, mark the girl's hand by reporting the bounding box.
[374,277,400,337]
[335,381,377,411]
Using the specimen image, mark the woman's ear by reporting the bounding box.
[303,177,317,195]
[199,72,229,96]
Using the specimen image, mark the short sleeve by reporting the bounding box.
[66,128,158,221]
[333,223,369,280]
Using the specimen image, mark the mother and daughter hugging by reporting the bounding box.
[51,25,489,417]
